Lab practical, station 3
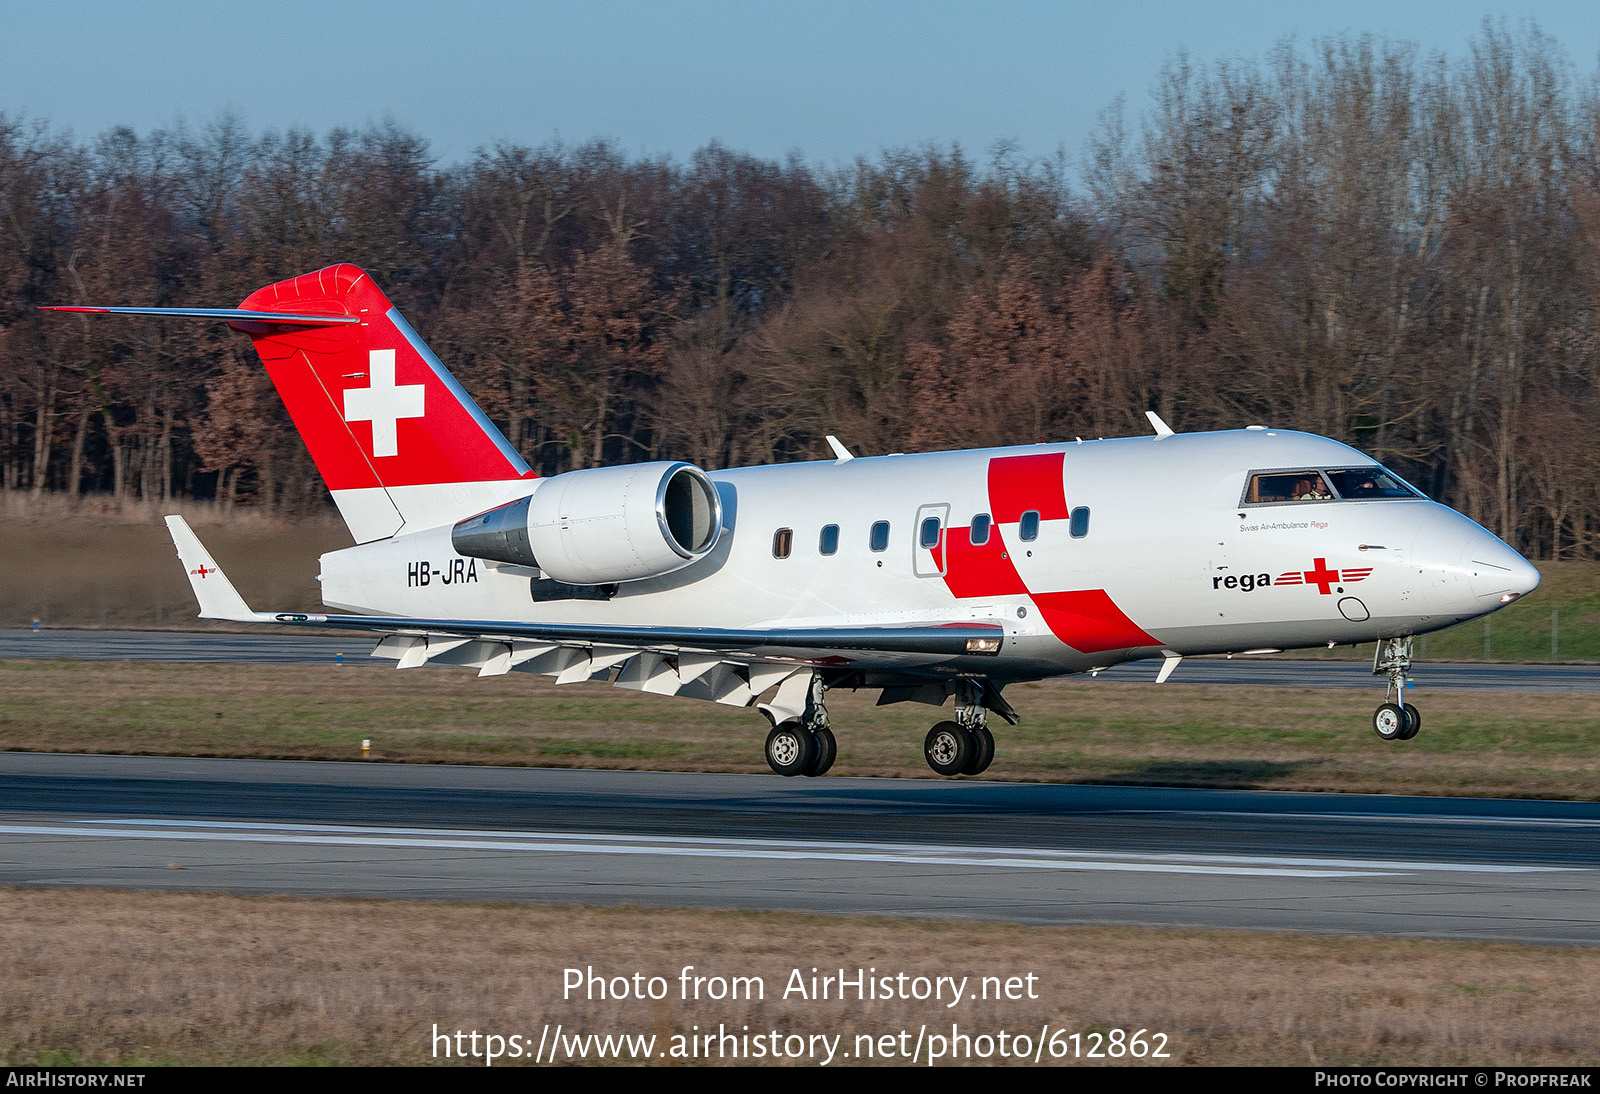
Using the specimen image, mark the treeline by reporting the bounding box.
[3,25,1599,558]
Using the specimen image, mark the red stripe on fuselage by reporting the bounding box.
[986,452,1068,523]
[933,451,1161,657]
[935,527,1029,598]
[1031,589,1161,654]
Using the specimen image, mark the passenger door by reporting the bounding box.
[913,504,949,577]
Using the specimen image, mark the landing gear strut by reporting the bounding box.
[923,680,997,776]
[1371,637,1420,741]
[764,673,836,777]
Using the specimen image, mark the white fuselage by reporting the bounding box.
[318,428,1538,681]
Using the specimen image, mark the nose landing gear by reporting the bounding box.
[1371,637,1420,741]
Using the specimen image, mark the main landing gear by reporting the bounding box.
[763,673,836,777]
[922,681,996,777]
[764,720,836,777]
[761,673,1006,778]
[1371,636,1420,742]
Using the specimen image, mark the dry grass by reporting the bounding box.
[0,888,1595,1066]
[1,490,348,630]
[3,659,1600,798]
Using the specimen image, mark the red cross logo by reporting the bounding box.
[1303,558,1340,595]
[190,565,217,580]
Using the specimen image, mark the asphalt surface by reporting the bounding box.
[5,629,1597,941]
[3,753,1597,943]
[6,627,1600,691]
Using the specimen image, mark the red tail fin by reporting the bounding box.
[234,265,535,540]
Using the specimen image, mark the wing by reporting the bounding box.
[166,516,1002,711]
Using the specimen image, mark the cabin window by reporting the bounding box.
[919,516,942,549]
[970,513,991,546]
[1070,506,1090,538]
[772,528,793,559]
[870,520,890,552]
[819,524,839,555]
[1018,510,1040,542]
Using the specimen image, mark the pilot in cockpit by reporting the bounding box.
[1296,476,1332,501]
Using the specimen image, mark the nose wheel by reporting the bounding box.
[1373,703,1404,740]
[1399,704,1420,740]
[1371,637,1421,742]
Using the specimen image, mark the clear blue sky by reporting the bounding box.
[3,1,1595,173]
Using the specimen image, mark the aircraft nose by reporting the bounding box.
[1410,506,1539,616]
[1465,532,1541,605]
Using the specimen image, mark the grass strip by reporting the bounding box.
[3,659,1598,799]
[2,888,1596,1066]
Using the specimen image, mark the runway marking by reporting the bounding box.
[3,819,1583,879]
[1105,809,1600,830]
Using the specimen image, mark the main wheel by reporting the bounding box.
[964,725,995,775]
[925,721,974,776]
[766,721,816,776]
[806,726,837,776]
[1398,703,1421,741]
[1373,702,1406,741]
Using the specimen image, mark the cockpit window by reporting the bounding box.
[1323,468,1420,500]
[1243,471,1335,505]
[1242,467,1421,506]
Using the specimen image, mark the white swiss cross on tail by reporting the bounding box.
[343,349,425,458]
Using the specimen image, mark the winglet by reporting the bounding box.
[164,516,277,622]
[1145,411,1175,438]
[825,435,855,462]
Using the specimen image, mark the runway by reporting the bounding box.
[5,627,1600,690]
[3,752,1597,943]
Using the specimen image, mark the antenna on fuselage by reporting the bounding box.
[1145,411,1175,438]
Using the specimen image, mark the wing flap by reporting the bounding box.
[263,611,1004,659]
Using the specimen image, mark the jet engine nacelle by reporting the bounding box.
[451,461,723,585]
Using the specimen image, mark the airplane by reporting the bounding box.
[46,264,1542,777]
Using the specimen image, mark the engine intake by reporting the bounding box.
[451,461,723,585]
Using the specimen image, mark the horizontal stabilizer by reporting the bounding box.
[164,516,279,623]
[41,306,359,326]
